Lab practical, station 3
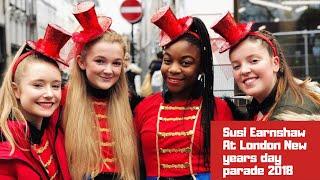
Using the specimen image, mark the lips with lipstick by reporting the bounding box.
[166,77,184,86]
[37,101,55,109]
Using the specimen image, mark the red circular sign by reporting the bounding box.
[120,0,143,24]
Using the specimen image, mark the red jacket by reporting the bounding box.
[134,93,233,177]
[0,107,71,180]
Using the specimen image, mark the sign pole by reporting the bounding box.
[120,0,143,64]
[131,23,135,63]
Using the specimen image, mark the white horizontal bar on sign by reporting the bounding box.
[120,7,142,13]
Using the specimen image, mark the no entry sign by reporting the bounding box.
[120,0,143,24]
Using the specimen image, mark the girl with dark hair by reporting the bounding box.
[134,6,233,180]
[212,12,320,121]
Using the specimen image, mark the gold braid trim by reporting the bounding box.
[43,155,53,168]
[96,114,107,119]
[101,142,115,147]
[159,147,191,153]
[33,141,49,154]
[93,101,105,106]
[158,130,194,137]
[100,128,110,132]
[161,162,190,169]
[160,105,200,111]
[103,158,116,163]
[159,115,196,121]
[50,171,58,180]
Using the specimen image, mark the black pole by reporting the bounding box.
[131,23,135,63]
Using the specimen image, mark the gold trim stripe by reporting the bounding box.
[33,141,49,154]
[161,162,190,169]
[160,105,200,111]
[43,155,53,168]
[50,171,58,180]
[96,114,107,119]
[100,128,110,132]
[101,142,114,147]
[159,115,196,121]
[93,101,106,106]
[159,147,191,153]
[103,158,116,163]
[158,130,194,137]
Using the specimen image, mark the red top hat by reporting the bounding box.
[151,6,194,47]
[26,24,72,66]
[211,12,253,53]
[12,24,71,79]
[72,1,112,44]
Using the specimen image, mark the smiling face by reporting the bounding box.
[230,38,280,103]
[77,40,124,90]
[161,40,201,100]
[12,60,62,127]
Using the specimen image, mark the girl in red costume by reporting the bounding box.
[62,1,139,179]
[211,12,320,121]
[134,6,233,180]
[0,24,71,179]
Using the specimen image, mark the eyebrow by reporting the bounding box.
[232,53,261,62]
[93,56,106,59]
[31,79,62,83]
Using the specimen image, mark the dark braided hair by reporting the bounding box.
[162,17,214,168]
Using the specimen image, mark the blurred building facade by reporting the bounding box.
[0,0,77,83]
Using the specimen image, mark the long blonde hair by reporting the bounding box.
[63,31,139,179]
[246,30,320,118]
[0,44,60,154]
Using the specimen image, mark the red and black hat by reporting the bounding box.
[151,6,198,47]
[72,1,112,44]
[12,23,71,79]
[211,12,253,53]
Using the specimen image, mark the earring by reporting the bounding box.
[198,73,205,86]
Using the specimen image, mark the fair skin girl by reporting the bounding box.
[12,61,62,130]
[229,38,280,103]
[77,41,124,90]
[162,40,201,102]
